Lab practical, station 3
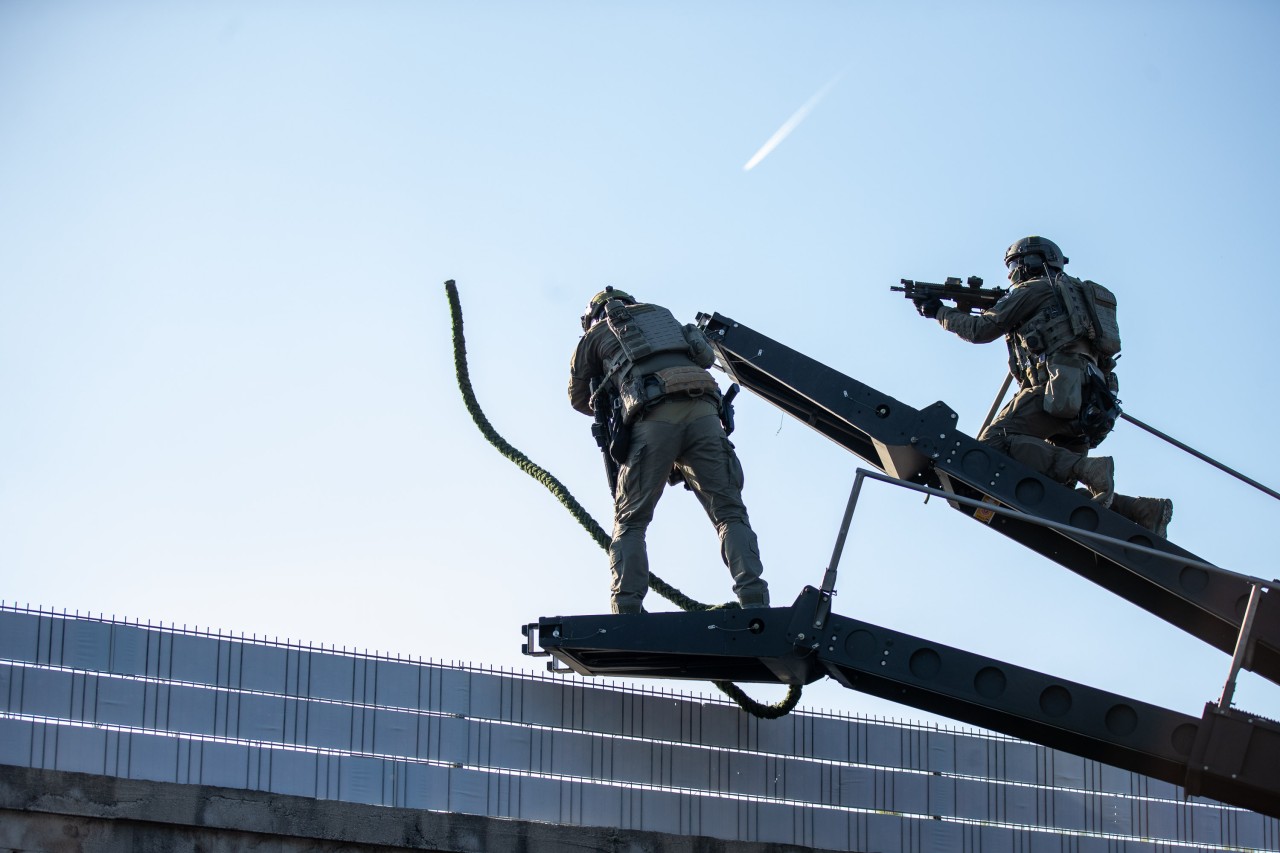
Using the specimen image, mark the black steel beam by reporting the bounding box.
[698,312,1280,686]
[523,588,1280,818]
[698,314,936,481]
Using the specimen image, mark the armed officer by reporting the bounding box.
[916,236,1173,537]
[569,288,769,614]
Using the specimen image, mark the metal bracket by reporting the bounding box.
[520,622,551,657]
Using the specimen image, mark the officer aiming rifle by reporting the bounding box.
[903,236,1173,538]
[892,276,1006,316]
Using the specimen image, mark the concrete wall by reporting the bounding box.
[0,763,840,853]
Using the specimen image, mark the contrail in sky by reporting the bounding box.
[743,71,845,171]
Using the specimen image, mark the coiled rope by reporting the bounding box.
[445,280,801,719]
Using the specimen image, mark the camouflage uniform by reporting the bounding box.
[933,273,1171,535]
[570,308,768,614]
[935,276,1095,481]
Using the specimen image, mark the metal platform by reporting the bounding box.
[523,311,1280,817]
[525,586,1280,819]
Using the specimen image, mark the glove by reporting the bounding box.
[914,297,943,318]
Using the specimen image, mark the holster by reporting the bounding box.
[1073,362,1121,449]
[608,394,631,464]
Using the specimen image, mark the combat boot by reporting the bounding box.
[1111,494,1173,538]
[1072,456,1115,508]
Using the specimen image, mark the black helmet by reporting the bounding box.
[1004,236,1068,284]
[580,286,636,331]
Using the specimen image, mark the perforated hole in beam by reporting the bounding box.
[1105,704,1138,737]
[1123,534,1156,564]
[908,648,941,680]
[1039,685,1072,717]
[1069,505,1100,531]
[961,448,994,481]
[1178,566,1210,594]
[1014,477,1046,506]
[974,667,1006,699]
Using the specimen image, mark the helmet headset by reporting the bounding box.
[1004,236,1068,285]
[580,285,636,331]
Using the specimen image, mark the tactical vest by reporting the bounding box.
[1009,274,1122,385]
[601,300,719,423]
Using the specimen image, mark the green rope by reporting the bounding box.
[445,280,801,719]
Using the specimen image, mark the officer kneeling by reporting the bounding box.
[917,236,1173,537]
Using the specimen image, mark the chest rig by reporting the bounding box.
[601,300,718,423]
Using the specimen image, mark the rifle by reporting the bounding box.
[589,378,620,496]
[892,276,1006,316]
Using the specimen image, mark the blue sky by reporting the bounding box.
[3,1,1279,727]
